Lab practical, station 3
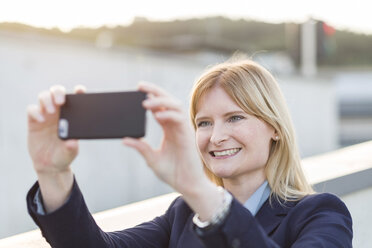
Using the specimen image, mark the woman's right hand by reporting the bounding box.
[27,85,81,173]
[27,85,84,213]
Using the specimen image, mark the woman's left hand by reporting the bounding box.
[124,82,224,221]
[122,82,208,195]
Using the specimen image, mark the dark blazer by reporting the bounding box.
[27,179,353,248]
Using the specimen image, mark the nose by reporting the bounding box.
[210,123,229,146]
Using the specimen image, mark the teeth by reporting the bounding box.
[213,148,240,157]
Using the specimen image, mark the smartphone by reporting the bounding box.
[58,91,146,139]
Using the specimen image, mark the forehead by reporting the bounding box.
[195,86,242,116]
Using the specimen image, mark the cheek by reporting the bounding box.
[251,123,274,152]
[232,122,271,148]
[195,131,208,153]
[231,124,255,141]
[195,131,211,165]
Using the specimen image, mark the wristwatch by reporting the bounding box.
[192,186,233,229]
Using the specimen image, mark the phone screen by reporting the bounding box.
[58,91,146,139]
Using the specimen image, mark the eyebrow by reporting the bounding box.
[195,110,247,122]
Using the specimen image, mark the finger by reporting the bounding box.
[64,139,79,151]
[122,137,156,165]
[38,91,56,114]
[154,110,185,125]
[74,85,87,94]
[50,85,66,105]
[138,81,170,98]
[27,104,45,123]
[143,97,183,112]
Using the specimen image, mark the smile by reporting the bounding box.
[210,148,241,158]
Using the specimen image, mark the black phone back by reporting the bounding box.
[59,91,146,139]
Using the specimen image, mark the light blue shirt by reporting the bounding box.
[34,189,46,215]
[243,181,271,216]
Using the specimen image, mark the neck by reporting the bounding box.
[222,170,266,204]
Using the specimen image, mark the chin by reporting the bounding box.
[210,168,234,179]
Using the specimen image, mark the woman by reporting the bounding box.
[26,57,353,247]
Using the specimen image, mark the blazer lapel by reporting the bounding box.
[255,197,294,235]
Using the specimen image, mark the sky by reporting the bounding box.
[1,0,372,34]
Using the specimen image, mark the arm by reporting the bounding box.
[194,194,352,248]
[27,85,81,213]
[193,198,281,248]
[27,178,173,248]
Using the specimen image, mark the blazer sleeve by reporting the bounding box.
[195,198,282,248]
[195,193,352,248]
[26,178,173,248]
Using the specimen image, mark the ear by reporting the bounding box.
[272,131,279,141]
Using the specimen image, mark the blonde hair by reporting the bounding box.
[190,57,314,201]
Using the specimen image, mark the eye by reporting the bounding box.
[228,115,245,122]
[197,121,211,128]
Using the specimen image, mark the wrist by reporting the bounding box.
[181,179,226,221]
[181,179,217,209]
[36,167,73,185]
[37,168,74,213]
[193,186,232,229]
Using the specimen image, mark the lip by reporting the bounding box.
[209,148,241,159]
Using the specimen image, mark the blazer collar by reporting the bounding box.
[255,196,297,235]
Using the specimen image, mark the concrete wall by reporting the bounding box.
[279,76,338,156]
[0,30,337,238]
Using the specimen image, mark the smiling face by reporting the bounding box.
[195,85,276,184]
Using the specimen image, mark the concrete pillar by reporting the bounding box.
[301,19,317,77]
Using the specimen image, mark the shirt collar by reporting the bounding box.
[243,181,271,216]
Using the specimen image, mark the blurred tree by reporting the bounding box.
[1,17,372,67]
[285,23,301,67]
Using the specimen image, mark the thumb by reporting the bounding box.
[65,139,78,150]
[122,137,155,165]
[64,139,79,157]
